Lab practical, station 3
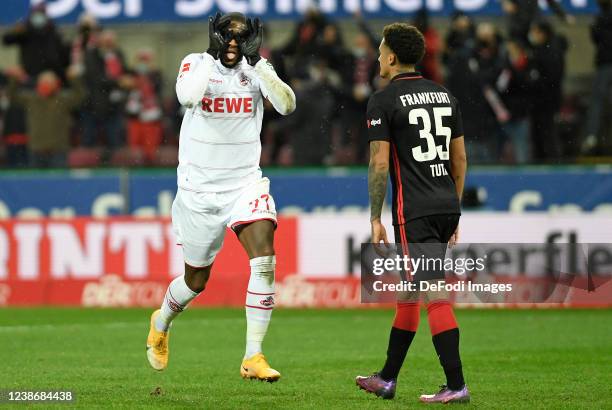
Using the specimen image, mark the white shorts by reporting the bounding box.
[172,177,277,267]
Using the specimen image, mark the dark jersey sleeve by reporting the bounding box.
[366,93,391,142]
[451,99,464,139]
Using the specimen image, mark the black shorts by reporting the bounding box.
[393,214,460,281]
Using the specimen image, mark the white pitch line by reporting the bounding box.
[0,318,243,333]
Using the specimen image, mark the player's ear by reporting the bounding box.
[389,52,397,67]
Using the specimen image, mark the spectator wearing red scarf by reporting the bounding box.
[125,49,163,162]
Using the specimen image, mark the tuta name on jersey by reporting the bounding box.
[399,92,451,107]
[430,163,449,177]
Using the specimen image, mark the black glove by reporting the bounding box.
[206,12,230,59]
[240,18,263,66]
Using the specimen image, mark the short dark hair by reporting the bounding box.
[382,23,425,66]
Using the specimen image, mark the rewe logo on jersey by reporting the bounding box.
[368,118,381,128]
[201,96,253,114]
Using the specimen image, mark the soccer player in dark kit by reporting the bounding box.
[355,23,469,403]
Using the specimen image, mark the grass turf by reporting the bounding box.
[0,308,610,409]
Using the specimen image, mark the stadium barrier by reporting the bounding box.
[1,167,612,218]
[1,213,610,307]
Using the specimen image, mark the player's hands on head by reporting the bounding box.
[207,12,231,59]
[240,17,263,66]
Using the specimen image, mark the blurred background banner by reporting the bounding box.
[0,0,611,308]
[1,167,612,218]
[1,214,610,307]
[0,0,598,25]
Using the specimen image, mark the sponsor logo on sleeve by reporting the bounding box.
[368,118,381,128]
[179,62,191,78]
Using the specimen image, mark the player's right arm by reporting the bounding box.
[449,102,467,201]
[369,140,390,245]
[175,53,215,108]
[176,13,229,108]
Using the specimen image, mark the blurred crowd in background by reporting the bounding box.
[0,1,611,168]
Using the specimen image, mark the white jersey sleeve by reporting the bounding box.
[176,53,216,107]
[253,58,296,116]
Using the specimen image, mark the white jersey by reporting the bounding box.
[176,53,281,193]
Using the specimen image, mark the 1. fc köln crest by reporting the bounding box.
[240,73,251,87]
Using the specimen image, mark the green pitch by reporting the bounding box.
[1,308,610,409]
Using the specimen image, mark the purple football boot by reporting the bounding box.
[419,384,470,404]
[355,373,396,399]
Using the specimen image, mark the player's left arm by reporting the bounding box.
[240,18,296,116]
[449,102,467,247]
[255,60,296,116]
[448,136,466,247]
[449,137,467,201]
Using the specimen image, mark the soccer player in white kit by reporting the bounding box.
[146,12,296,382]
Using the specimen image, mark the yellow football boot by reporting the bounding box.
[240,353,281,382]
[146,309,169,371]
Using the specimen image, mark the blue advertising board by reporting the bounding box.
[0,0,598,26]
[0,166,611,218]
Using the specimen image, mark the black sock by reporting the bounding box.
[432,328,465,390]
[379,327,416,381]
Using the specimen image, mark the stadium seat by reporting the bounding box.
[110,147,145,167]
[68,147,102,168]
[154,145,179,167]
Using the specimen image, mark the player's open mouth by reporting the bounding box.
[225,48,239,61]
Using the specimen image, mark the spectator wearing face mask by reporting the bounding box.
[501,0,574,43]
[124,49,164,163]
[496,40,533,163]
[82,29,128,151]
[442,12,475,116]
[5,66,84,168]
[272,59,336,165]
[71,13,100,70]
[2,4,70,85]
[338,32,378,163]
[528,19,567,162]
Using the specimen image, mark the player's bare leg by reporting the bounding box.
[146,263,211,370]
[236,220,280,382]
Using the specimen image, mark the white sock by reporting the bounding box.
[245,255,276,359]
[155,275,199,332]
